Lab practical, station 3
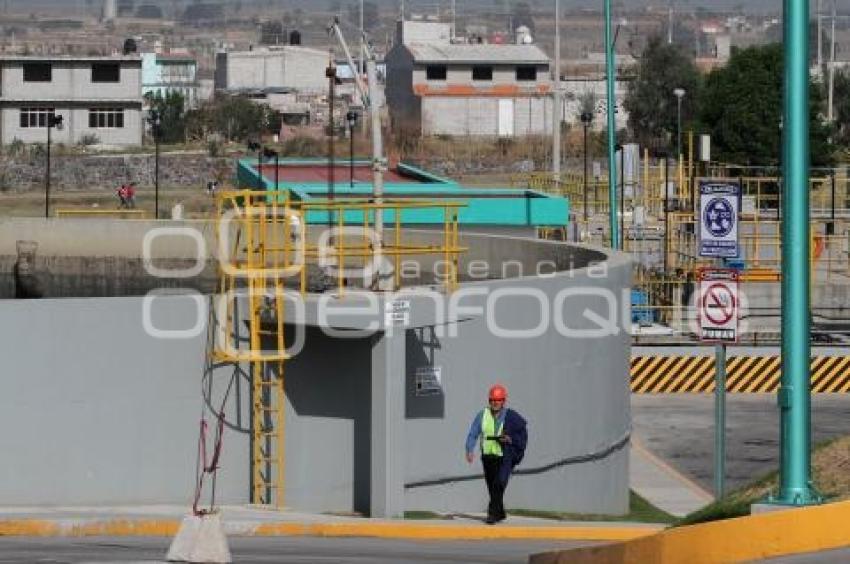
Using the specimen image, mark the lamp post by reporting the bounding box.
[45,113,63,218]
[580,111,593,223]
[346,110,358,189]
[604,0,619,249]
[673,88,685,161]
[147,109,161,219]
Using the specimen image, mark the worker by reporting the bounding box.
[465,384,527,524]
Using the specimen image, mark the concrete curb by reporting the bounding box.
[0,518,661,542]
[530,499,850,563]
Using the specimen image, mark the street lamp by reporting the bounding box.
[673,88,686,161]
[346,110,358,189]
[45,113,63,218]
[580,111,593,223]
[147,109,162,219]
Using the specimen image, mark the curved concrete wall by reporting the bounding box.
[0,222,631,515]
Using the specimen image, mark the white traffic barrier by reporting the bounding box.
[166,513,232,563]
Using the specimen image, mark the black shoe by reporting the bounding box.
[496,513,507,522]
[485,515,497,525]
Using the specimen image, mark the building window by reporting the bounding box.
[426,65,447,80]
[19,107,55,128]
[23,63,51,82]
[88,108,125,128]
[472,66,493,81]
[515,66,537,81]
[91,63,120,82]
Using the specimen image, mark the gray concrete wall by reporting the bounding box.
[0,59,142,101]
[0,295,249,505]
[421,96,553,137]
[0,227,630,515]
[1,106,143,146]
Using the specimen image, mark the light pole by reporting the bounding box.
[147,109,162,219]
[604,0,619,249]
[247,141,263,190]
[346,110,357,189]
[45,113,63,218]
[673,88,685,161]
[580,111,593,223]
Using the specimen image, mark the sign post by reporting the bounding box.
[698,267,739,499]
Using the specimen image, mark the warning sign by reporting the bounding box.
[698,268,739,343]
[415,366,442,396]
[699,179,740,258]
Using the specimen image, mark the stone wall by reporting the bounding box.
[0,151,234,192]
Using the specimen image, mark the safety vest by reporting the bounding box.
[481,408,504,457]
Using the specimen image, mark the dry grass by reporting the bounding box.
[679,435,850,526]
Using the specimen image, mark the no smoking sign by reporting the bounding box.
[698,268,739,343]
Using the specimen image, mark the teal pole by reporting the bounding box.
[714,344,726,499]
[604,0,619,249]
[774,0,820,506]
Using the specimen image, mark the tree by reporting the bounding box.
[700,43,833,167]
[185,94,276,143]
[623,36,701,150]
[145,90,186,143]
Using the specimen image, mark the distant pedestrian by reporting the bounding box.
[126,182,137,208]
[117,184,128,208]
[465,384,528,524]
[206,180,218,196]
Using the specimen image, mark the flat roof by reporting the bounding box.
[406,43,550,65]
[0,56,142,62]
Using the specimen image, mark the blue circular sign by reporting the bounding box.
[703,197,734,237]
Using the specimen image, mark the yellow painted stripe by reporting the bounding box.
[749,357,781,392]
[740,357,774,393]
[530,499,850,564]
[651,356,692,394]
[631,356,850,394]
[251,521,658,542]
[727,356,760,391]
[0,518,659,542]
[814,356,850,393]
[636,356,679,394]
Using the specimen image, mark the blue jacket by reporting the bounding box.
[465,407,528,483]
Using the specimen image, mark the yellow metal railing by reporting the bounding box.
[209,189,467,507]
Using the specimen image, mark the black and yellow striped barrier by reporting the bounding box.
[631,356,850,393]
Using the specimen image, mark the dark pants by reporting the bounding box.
[482,454,506,519]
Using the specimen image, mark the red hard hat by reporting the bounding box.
[488,384,507,401]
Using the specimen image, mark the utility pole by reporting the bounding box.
[552,0,561,185]
[668,0,673,44]
[817,0,823,73]
[828,0,836,122]
[359,0,364,74]
[604,0,619,248]
[771,0,821,508]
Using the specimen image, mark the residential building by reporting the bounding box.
[0,55,143,146]
[386,20,554,137]
[141,52,199,108]
[215,46,330,94]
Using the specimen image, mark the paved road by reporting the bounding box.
[762,546,850,562]
[0,536,596,564]
[632,395,850,492]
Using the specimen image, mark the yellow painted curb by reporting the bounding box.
[0,519,179,537]
[0,518,659,541]
[531,499,850,564]
[251,522,660,542]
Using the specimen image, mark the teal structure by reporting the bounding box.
[236,159,570,229]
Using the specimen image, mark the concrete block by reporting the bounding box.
[166,513,232,563]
